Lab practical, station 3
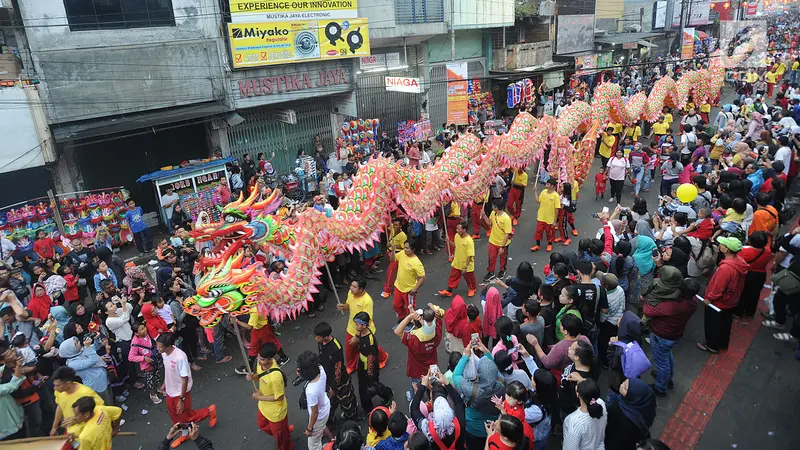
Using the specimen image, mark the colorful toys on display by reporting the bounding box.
[180,182,226,224]
[0,188,131,256]
[336,118,380,160]
[59,190,132,247]
[506,79,537,109]
[397,119,433,148]
[468,79,494,124]
[184,38,758,327]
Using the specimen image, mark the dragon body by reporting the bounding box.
[186,42,757,327]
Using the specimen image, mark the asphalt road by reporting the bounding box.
[113,155,668,450]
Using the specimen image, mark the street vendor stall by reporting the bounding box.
[136,158,232,228]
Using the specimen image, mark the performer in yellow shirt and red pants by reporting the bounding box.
[530,179,561,253]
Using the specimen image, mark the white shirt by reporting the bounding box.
[105,303,133,342]
[305,366,331,421]
[0,237,16,265]
[774,146,792,175]
[162,347,192,398]
[562,398,607,450]
[160,193,180,219]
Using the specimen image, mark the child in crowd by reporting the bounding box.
[713,197,748,240]
[57,265,81,303]
[424,215,440,255]
[467,303,482,338]
[11,332,38,368]
[555,182,578,246]
[128,322,163,404]
[444,351,461,385]
[684,208,715,240]
[375,411,411,450]
[594,170,607,200]
[367,406,391,447]
[33,230,59,261]
[643,142,659,192]
[152,298,175,327]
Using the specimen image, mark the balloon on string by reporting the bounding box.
[676,183,698,203]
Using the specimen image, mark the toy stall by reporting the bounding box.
[336,119,381,161]
[468,79,495,125]
[136,158,232,227]
[0,186,132,260]
[397,119,433,148]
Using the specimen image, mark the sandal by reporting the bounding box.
[773,332,797,342]
[696,342,719,354]
[762,320,784,329]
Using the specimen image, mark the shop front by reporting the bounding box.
[228,60,357,175]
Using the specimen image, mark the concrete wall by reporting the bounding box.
[17,0,228,124]
[427,31,483,63]
[623,0,655,32]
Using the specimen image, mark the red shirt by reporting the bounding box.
[644,298,698,340]
[33,238,56,259]
[63,274,80,302]
[704,256,749,309]
[401,319,443,378]
[468,318,482,337]
[738,246,773,273]
[760,173,787,193]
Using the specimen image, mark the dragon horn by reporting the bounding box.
[226,191,245,210]
[252,188,279,211]
[238,187,260,211]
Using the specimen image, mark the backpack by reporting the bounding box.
[611,341,651,379]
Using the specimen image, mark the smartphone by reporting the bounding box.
[408,294,415,308]
[652,248,660,257]
[602,206,609,214]
[508,346,519,354]
[179,423,191,437]
[471,333,480,345]
[429,364,439,377]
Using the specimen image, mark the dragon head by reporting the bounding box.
[191,187,285,267]
[183,251,266,327]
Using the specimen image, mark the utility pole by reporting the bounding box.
[450,0,456,61]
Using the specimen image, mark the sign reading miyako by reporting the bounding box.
[228,19,370,68]
[230,1,358,22]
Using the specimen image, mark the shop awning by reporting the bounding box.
[488,62,570,78]
[52,102,231,143]
[136,157,233,183]
[637,40,659,48]
[594,32,663,46]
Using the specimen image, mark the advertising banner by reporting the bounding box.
[575,54,597,76]
[446,62,469,125]
[681,27,695,60]
[228,18,370,68]
[556,14,595,55]
[229,0,358,23]
[672,0,710,27]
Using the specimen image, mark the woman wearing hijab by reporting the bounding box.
[67,301,96,334]
[746,111,765,141]
[730,141,752,169]
[58,336,112,405]
[141,302,169,339]
[452,340,504,448]
[482,286,503,347]
[605,378,657,450]
[410,373,466,449]
[715,104,735,131]
[643,266,683,307]
[606,312,644,406]
[630,221,657,311]
[27,283,52,322]
[444,295,472,353]
[50,305,71,344]
[657,236,691,278]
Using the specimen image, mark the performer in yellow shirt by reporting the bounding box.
[338,278,389,373]
[661,106,673,125]
[389,241,425,320]
[438,221,477,298]
[650,116,670,141]
[531,179,561,252]
[444,200,462,261]
[765,69,778,98]
[483,199,513,280]
[67,397,122,450]
[598,127,616,167]
[507,167,528,226]
[470,189,491,240]
[381,217,407,298]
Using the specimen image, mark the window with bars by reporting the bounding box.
[63,0,176,31]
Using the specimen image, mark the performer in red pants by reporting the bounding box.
[506,168,528,226]
[381,218,407,299]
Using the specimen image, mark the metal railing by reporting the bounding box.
[395,0,445,25]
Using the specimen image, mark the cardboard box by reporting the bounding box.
[0,54,22,81]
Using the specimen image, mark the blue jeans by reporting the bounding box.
[642,167,652,191]
[632,167,644,195]
[651,333,678,393]
[212,322,225,362]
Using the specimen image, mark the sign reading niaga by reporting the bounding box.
[385,76,422,93]
[230,1,358,22]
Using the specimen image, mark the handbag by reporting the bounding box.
[773,269,800,296]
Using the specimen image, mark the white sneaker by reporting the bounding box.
[150,393,163,404]
[609,198,615,203]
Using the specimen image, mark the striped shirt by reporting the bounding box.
[562,399,607,450]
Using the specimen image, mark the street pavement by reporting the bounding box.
[113,102,800,450]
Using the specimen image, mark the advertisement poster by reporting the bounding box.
[575,55,597,76]
[672,0,710,27]
[446,62,469,125]
[597,52,612,71]
[229,18,370,68]
[681,27,695,60]
[229,0,358,22]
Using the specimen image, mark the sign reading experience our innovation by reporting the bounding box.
[227,1,369,68]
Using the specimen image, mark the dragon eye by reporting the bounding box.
[225,215,236,223]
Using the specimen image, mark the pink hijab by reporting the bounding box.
[483,287,503,339]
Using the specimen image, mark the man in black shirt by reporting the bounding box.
[573,261,609,329]
[241,153,256,188]
[313,321,358,422]
[65,239,96,296]
[537,284,558,348]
